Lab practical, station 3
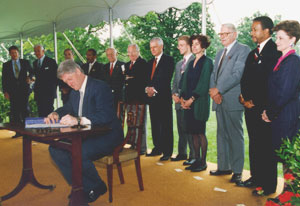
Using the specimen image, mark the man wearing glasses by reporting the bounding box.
[209,23,250,184]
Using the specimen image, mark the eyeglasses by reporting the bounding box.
[218,32,233,37]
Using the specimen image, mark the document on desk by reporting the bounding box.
[25,117,69,128]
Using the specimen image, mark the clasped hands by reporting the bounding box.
[44,112,79,126]
[209,88,222,104]
[146,87,157,97]
[239,94,255,109]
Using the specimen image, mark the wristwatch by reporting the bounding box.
[77,116,81,125]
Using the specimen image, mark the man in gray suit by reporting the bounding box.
[171,35,195,165]
[209,23,250,183]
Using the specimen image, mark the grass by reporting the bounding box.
[146,105,283,176]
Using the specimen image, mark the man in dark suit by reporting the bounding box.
[145,37,175,161]
[46,60,124,204]
[104,48,125,110]
[171,35,195,164]
[124,43,148,154]
[33,44,58,117]
[239,16,281,195]
[2,46,33,137]
[81,48,106,81]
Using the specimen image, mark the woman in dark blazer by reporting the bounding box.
[180,34,213,172]
[262,20,300,196]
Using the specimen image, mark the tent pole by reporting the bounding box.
[1,43,9,59]
[202,0,206,36]
[20,33,24,59]
[53,22,60,108]
[109,7,113,48]
[62,32,86,64]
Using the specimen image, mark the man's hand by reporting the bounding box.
[4,92,9,100]
[172,94,180,103]
[212,93,223,104]
[262,110,271,122]
[181,98,191,109]
[44,112,59,124]
[60,114,78,126]
[146,87,155,97]
[209,88,219,98]
[244,100,255,109]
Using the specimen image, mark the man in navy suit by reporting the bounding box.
[145,37,175,161]
[81,48,106,81]
[33,44,58,117]
[46,60,124,203]
[2,46,33,135]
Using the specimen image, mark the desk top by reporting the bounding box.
[0,123,111,140]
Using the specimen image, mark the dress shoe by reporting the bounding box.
[146,150,162,157]
[12,133,22,138]
[171,154,187,161]
[210,170,232,176]
[159,155,170,161]
[191,163,207,172]
[185,160,201,170]
[230,173,242,183]
[183,158,196,165]
[236,177,256,187]
[85,182,107,203]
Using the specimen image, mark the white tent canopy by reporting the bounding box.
[0,0,200,41]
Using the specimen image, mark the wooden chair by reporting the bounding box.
[95,102,145,202]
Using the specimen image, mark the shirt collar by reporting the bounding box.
[258,37,271,53]
[184,53,193,62]
[225,40,236,53]
[39,55,45,64]
[89,59,96,66]
[155,52,163,64]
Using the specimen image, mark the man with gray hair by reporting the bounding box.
[124,43,148,154]
[145,37,175,161]
[209,24,250,183]
[45,60,123,204]
[33,44,58,117]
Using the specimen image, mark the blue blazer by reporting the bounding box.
[56,77,124,149]
[267,53,300,150]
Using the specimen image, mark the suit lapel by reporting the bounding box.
[217,42,238,78]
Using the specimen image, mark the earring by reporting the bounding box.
[290,43,295,47]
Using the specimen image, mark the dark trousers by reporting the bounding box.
[245,108,277,192]
[36,95,55,117]
[9,93,29,123]
[176,109,195,158]
[149,102,173,156]
[49,137,113,193]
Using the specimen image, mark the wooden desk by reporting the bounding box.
[0,123,110,206]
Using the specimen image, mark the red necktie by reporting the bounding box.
[109,63,114,76]
[254,44,260,60]
[150,58,157,80]
[129,62,133,70]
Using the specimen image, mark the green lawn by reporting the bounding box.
[146,105,283,176]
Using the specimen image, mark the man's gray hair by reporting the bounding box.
[34,44,44,50]
[57,59,83,79]
[128,43,140,52]
[150,37,164,45]
[222,23,237,32]
[106,47,117,54]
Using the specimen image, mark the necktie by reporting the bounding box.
[150,58,157,80]
[217,48,227,77]
[129,61,133,70]
[78,91,84,117]
[180,58,186,74]
[14,61,20,78]
[254,44,260,60]
[88,63,92,74]
[38,59,41,69]
[110,63,114,76]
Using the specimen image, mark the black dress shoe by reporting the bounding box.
[85,183,107,203]
[12,133,22,138]
[183,158,196,165]
[185,160,201,170]
[230,173,242,183]
[160,155,170,161]
[236,177,256,187]
[191,163,207,172]
[171,154,187,161]
[210,170,232,176]
[146,150,162,157]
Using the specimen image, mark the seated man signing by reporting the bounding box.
[45,60,124,203]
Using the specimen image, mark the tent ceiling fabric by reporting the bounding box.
[0,0,199,41]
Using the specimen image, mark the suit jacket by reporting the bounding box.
[2,59,33,98]
[181,56,213,121]
[172,55,195,110]
[210,42,250,111]
[241,39,281,111]
[104,60,125,101]
[81,61,106,81]
[124,56,148,104]
[146,53,175,105]
[55,77,124,147]
[33,56,58,100]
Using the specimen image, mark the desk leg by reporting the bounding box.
[1,137,55,202]
[69,136,85,206]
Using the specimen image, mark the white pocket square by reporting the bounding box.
[45,67,49,70]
